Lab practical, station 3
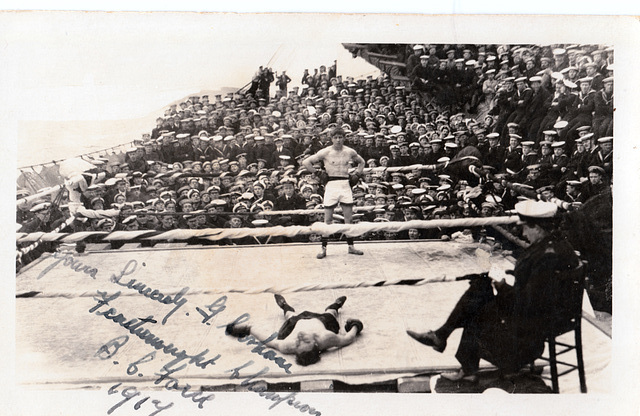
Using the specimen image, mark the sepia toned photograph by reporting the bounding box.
[6,10,639,416]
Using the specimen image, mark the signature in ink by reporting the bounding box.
[96,335,130,360]
[90,290,220,371]
[98,338,215,412]
[107,382,173,416]
[110,259,189,325]
[154,364,216,409]
[37,251,98,280]
[236,332,293,375]
[125,351,216,410]
[219,313,293,374]
[196,295,227,325]
[227,361,321,415]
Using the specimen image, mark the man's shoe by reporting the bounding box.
[326,296,347,311]
[348,246,364,255]
[440,369,478,383]
[317,248,327,259]
[406,330,446,353]
[274,294,295,313]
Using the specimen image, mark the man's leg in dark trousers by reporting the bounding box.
[408,276,495,352]
[434,276,495,339]
[433,277,495,372]
[454,317,484,374]
[439,277,495,374]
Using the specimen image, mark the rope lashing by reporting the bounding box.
[361,156,479,174]
[16,215,77,260]
[491,224,530,249]
[234,276,450,295]
[145,225,314,241]
[16,215,521,244]
[311,216,520,237]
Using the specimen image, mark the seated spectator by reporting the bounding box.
[407,200,580,381]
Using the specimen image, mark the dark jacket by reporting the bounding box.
[475,234,580,372]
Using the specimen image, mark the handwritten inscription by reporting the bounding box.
[196,295,227,324]
[96,335,130,360]
[89,290,220,371]
[127,351,157,376]
[37,251,98,280]
[217,312,294,374]
[154,365,216,409]
[237,332,293,374]
[100,339,215,412]
[228,361,321,415]
[86,259,322,415]
[110,260,189,325]
[107,383,173,416]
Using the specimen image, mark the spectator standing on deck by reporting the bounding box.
[276,71,292,95]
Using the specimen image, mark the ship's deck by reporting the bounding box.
[15,240,610,393]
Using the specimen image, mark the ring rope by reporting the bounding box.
[16,215,77,260]
[491,225,529,249]
[17,271,457,299]
[16,215,521,244]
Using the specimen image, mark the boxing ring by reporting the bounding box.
[15,239,610,393]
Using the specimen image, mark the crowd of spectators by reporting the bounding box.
[402,44,613,146]
[17,43,613,250]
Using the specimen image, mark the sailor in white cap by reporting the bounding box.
[582,165,609,201]
[583,62,604,91]
[411,54,434,93]
[493,76,516,144]
[407,44,426,76]
[525,75,551,141]
[483,132,506,171]
[275,70,291,94]
[568,135,589,178]
[593,76,613,139]
[505,76,533,133]
[271,136,294,168]
[564,179,583,204]
[270,178,304,227]
[97,218,115,232]
[407,199,580,382]
[520,141,538,166]
[536,74,571,140]
[552,48,568,72]
[561,76,596,147]
[19,202,54,233]
[594,136,613,176]
[549,141,570,181]
[481,68,499,105]
[503,133,523,173]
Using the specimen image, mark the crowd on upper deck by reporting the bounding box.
[17,43,613,248]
